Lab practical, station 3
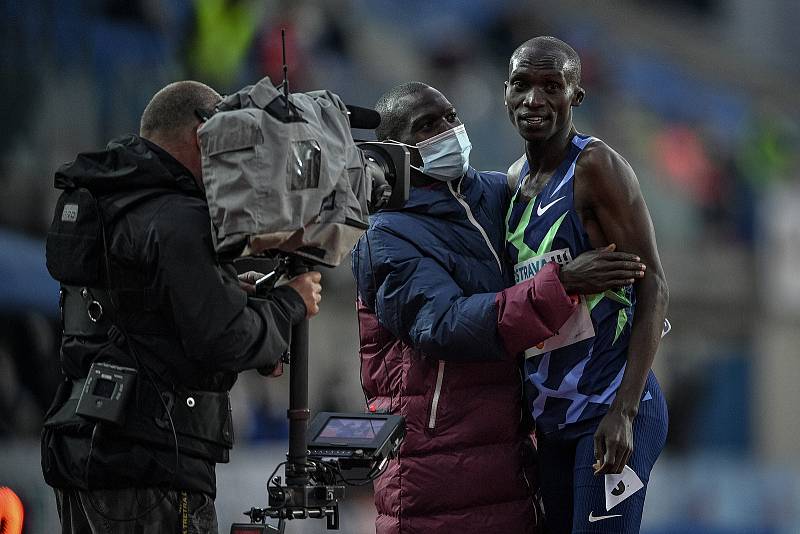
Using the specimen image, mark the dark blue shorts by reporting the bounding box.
[536,372,668,533]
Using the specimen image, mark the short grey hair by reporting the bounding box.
[139,81,220,139]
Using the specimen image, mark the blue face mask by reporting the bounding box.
[390,125,472,182]
[415,124,472,181]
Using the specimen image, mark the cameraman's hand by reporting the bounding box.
[287,271,322,318]
[238,271,264,295]
[559,244,645,295]
[264,361,284,378]
[257,359,285,378]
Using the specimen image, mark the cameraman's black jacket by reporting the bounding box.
[42,135,306,496]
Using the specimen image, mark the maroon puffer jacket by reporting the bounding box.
[358,277,571,534]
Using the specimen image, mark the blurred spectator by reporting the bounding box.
[189,0,264,91]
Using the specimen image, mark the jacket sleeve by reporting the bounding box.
[494,262,578,355]
[149,201,306,373]
[352,227,576,362]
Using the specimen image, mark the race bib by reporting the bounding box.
[514,249,596,358]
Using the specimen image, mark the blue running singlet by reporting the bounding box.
[505,134,649,435]
[506,133,668,533]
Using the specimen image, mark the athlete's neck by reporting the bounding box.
[524,125,578,175]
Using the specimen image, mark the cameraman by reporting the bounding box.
[41,81,322,533]
[352,82,646,534]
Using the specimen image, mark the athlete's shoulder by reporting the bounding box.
[575,135,635,181]
[576,137,628,170]
[505,154,527,192]
[574,134,642,210]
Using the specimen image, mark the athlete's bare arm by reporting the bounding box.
[574,140,669,475]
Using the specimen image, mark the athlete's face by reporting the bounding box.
[504,48,584,143]
[396,87,462,167]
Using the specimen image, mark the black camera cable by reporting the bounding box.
[265,460,290,512]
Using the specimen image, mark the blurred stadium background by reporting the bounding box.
[1,0,799,532]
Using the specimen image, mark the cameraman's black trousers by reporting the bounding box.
[54,488,218,534]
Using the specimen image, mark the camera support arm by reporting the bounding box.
[233,253,349,533]
[286,255,311,488]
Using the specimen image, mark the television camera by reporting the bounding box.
[197,72,410,268]
[197,47,408,532]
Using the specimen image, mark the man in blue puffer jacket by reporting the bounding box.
[352,82,645,534]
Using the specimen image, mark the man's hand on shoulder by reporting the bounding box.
[559,244,645,295]
[287,271,323,318]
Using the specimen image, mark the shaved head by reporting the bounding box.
[140,81,220,142]
[374,82,431,141]
[510,36,581,86]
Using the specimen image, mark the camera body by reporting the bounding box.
[198,76,409,267]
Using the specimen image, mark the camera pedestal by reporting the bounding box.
[231,256,345,534]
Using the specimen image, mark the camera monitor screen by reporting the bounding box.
[315,417,386,443]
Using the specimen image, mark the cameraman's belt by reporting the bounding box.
[67,377,234,452]
[61,285,168,336]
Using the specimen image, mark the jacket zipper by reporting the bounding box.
[428,360,446,429]
[447,180,503,274]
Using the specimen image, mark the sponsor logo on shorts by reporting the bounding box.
[611,480,627,496]
[588,511,622,523]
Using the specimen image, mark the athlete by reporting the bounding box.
[503,36,669,533]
